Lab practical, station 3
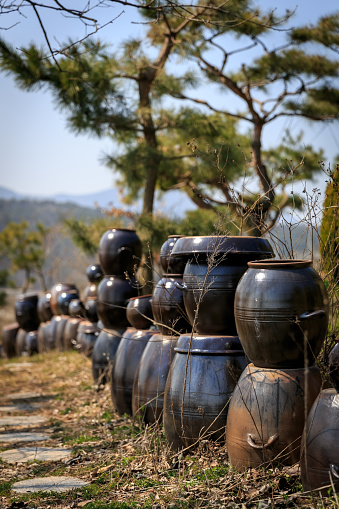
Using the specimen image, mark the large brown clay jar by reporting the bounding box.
[301,388,339,495]
[163,334,247,451]
[15,293,40,332]
[132,333,179,424]
[234,260,329,368]
[98,228,142,276]
[92,327,126,385]
[226,364,322,471]
[111,328,157,416]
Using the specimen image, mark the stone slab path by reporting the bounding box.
[0,432,51,443]
[0,446,73,463]
[12,476,90,493]
[0,415,47,426]
[4,362,33,369]
[6,391,53,401]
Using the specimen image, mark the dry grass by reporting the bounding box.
[0,350,337,509]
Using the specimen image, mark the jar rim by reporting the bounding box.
[248,259,312,269]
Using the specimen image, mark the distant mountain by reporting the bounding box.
[0,186,196,218]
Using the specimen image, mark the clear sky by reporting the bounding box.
[0,0,338,199]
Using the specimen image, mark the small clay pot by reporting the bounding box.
[126,295,153,329]
[111,328,157,416]
[69,299,86,319]
[86,263,103,283]
[57,290,80,316]
[15,293,40,332]
[98,228,142,276]
[2,322,19,358]
[160,235,186,274]
[97,275,139,329]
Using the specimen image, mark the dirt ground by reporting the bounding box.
[0,350,337,509]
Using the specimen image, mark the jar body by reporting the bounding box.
[98,228,142,275]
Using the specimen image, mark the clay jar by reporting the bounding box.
[152,275,191,335]
[83,283,98,301]
[160,235,186,275]
[97,275,139,329]
[15,293,40,332]
[76,321,99,357]
[111,328,158,416]
[98,228,142,276]
[15,328,29,356]
[2,323,19,358]
[132,333,179,424]
[63,317,82,350]
[234,260,329,368]
[301,388,339,495]
[92,327,126,385]
[37,292,53,322]
[86,263,103,283]
[50,283,79,315]
[57,290,80,316]
[69,299,86,319]
[126,295,153,330]
[226,364,322,471]
[172,236,274,335]
[163,334,247,451]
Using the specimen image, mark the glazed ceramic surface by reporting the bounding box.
[2,322,19,358]
[83,284,98,301]
[37,292,53,322]
[50,283,78,315]
[111,329,157,416]
[160,235,186,274]
[152,275,191,335]
[126,295,153,329]
[163,334,247,451]
[86,263,103,283]
[226,364,322,471]
[301,388,339,495]
[15,293,40,332]
[76,321,99,357]
[234,260,329,368]
[132,333,179,424]
[97,276,139,329]
[98,228,142,276]
[92,327,126,385]
[63,317,82,350]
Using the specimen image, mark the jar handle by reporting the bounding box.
[330,464,339,479]
[247,433,279,450]
[299,310,326,320]
[174,281,187,291]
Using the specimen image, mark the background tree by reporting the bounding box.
[321,164,339,284]
[0,221,49,292]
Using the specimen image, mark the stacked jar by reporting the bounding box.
[13,293,40,356]
[92,228,141,385]
[227,259,329,470]
[162,236,274,451]
[132,235,190,424]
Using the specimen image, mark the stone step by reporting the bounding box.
[12,476,89,493]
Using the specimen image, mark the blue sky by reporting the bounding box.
[0,0,338,199]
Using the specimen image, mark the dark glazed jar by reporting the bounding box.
[63,317,82,350]
[172,236,274,335]
[126,294,153,329]
[55,315,69,351]
[26,331,38,356]
[15,328,28,356]
[37,292,53,322]
[97,275,139,329]
[163,334,247,451]
[76,321,99,358]
[2,322,19,358]
[160,235,186,274]
[98,228,142,276]
[111,328,157,416]
[83,283,98,301]
[69,299,85,319]
[57,290,80,316]
[234,260,329,368]
[84,298,98,323]
[152,275,191,335]
[15,293,40,332]
[92,327,126,385]
[86,263,103,283]
[301,389,339,495]
[226,364,322,471]
[132,333,179,424]
[50,283,79,315]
